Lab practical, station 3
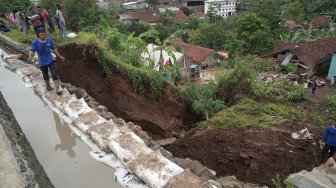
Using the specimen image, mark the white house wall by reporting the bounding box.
[204,0,236,18]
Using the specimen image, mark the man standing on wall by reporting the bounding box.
[28,27,65,95]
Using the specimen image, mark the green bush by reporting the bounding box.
[215,63,256,104]
[266,79,307,101]
[183,83,225,120]
[229,55,280,73]
[208,99,282,129]
[314,116,329,127]
[285,63,298,73]
[325,95,336,111]
[208,99,307,129]
[215,62,305,104]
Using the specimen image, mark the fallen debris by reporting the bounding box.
[292,128,313,140]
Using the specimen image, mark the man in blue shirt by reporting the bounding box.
[28,27,65,95]
[321,121,336,164]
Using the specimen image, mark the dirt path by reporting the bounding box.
[166,124,324,187]
[307,85,336,103]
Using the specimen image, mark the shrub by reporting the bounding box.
[285,63,298,73]
[325,95,336,111]
[229,55,280,72]
[208,99,282,129]
[183,83,225,120]
[266,79,307,101]
[208,99,307,129]
[215,63,256,104]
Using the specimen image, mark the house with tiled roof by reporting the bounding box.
[192,12,209,20]
[119,10,160,25]
[267,39,336,78]
[173,10,188,22]
[172,40,223,79]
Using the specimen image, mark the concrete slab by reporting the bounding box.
[72,110,106,133]
[163,170,206,188]
[6,59,28,71]
[287,167,336,188]
[18,65,41,78]
[0,124,25,188]
[88,120,122,152]
[110,132,184,188]
[64,98,93,120]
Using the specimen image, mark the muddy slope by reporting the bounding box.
[57,43,197,139]
[0,92,54,188]
[166,124,324,187]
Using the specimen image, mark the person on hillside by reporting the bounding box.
[330,76,336,88]
[0,20,10,32]
[9,11,16,26]
[14,9,23,31]
[311,78,317,96]
[42,6,55,33]
[28,27,65,95]
[320,121,336,164]
[28,5,45,36]
[18,8,29,36]
[55,4,66,38]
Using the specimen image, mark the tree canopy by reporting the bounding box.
[233,13,274,55]
[0,0,31,13]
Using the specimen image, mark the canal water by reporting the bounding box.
[0,56,122,188]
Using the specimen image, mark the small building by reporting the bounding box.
[182,0,205,12]
[328,54,336,79]
[173,10,188,22]
[159,8,189,23]
[119,10,160,25]
[267,39,336,79]
[204,0,236,18]
[172,41,223,79]
[192,12,209,21]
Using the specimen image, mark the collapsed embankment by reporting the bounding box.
[57,43,197,139]
[166,122,324,187]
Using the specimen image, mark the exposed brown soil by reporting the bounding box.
[56,43,197,139]
[166,124,324,187]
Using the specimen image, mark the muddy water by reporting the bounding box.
[0,65,122,188]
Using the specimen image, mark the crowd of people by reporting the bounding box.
[0,4,67,38]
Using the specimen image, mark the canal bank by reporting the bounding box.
[0,90,53,188]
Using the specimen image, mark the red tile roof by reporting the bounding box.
[173,10,188,22]
[193,12,209,20]
[269,39,336,68]
[173,41,215,65]
[128,10,159,23]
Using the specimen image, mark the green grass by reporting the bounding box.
[207,99,308,129]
